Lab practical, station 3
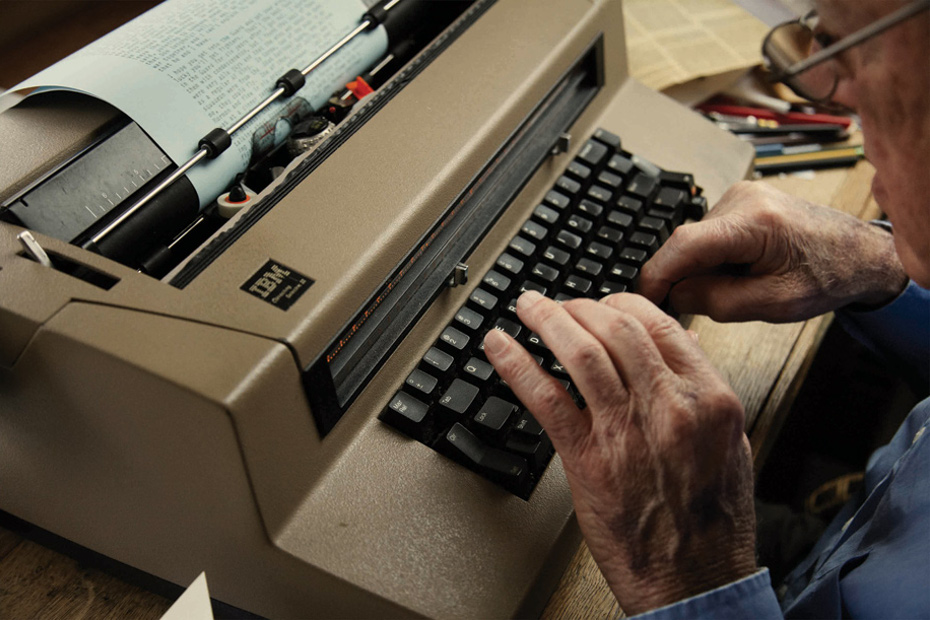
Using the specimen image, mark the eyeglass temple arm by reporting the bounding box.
[783,0,930,78]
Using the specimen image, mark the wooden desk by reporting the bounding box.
[0,155,880,618]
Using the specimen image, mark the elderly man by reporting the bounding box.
[484,0,930,617]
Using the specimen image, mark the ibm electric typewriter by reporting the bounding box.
[0,0,752,616]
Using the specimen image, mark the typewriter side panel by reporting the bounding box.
[0,303,410,618]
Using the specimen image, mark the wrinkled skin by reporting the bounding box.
[639,180,908,322]
[485,292,757,614]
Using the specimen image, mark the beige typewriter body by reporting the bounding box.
[0,0,752,616]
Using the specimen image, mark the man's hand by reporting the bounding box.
[484,291,757,615]
[639,181,908,322]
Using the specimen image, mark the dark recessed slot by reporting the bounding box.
[19,251,120,290]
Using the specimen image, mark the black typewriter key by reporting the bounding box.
[521,220,549,242]
[555,175,581,197]
[469,287,498,312]
[688,194,708,220]
[627,172,658,201]
[496,252,525,276]
[609,263,639,284]
[555,229,583,251]
[444,424,527,488]
[619,246,648,265]
[533,203,561,225]
[438,379,480,418]
[659,170,695,190]
[606,210,633,230]
[599,281,628,295]
[616,195,645,220]
[593,128,621,150]
[463,357,495,383]
[514,410,545,437]
[531,262,560,284]
[654,186,687,210]
[439,326,470,352]
[381,391,429,438]
[607,153,634,177]
[423,346,454,373]
[632,154,662,178]
[553,292,574,302]
[505,435,552,471]
[509,235,536,258]
[542,245,571,267]
[586,185,612,204]
[638,215,670,243]
[544,190,571,210]
[503,298,518,316]
[492,317,522,339]
[577,199,604,219]
[474,397,518,433]
[482,270,512,294]
[575,257,603,278]
[628,231,659,255]
[648,204,679,226]
[405,368,438,396]
[454,306,484,331]
[520,281,547,296]
[577,139,608,168]
[563,274,592,295]
[566,160,592,182]
[597,170,623,190]
[550,359,569,378]
[526,332,548,352]
[585,240,613,261]
[566,214,593,235]
[596,225,623,245]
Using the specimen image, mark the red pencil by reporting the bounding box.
[697,103,853,129]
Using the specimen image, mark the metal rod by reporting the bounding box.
[228,87,288,135]
[88,148,208,246]
[88,3,395,248]
[302,22,370,77]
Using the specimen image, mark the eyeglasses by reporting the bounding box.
[762,0,930,103]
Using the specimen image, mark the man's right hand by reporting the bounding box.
[639,181,908,323]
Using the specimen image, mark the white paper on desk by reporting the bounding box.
[3,0,387,208]
[161,572,214,620]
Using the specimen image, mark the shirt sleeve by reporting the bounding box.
[628,569,783,620]
[836,280,930,387]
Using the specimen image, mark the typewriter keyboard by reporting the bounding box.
[380,128,707,499]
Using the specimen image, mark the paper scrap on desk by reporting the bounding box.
[623,0,770,92]
[161,572,214,620]
[2,0,387,208]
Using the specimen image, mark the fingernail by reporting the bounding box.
[517,290,544,311]
[484,328,509,356]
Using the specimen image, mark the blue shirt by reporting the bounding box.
[635,281,930,619]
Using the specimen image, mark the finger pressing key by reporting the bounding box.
[483,328,588,454]
[513,291,630,419]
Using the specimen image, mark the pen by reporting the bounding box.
[704,111,780,128]
[698,103,854,129]
[754,142,853,156]
[754,144,865,174]
[725,123,848,136]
